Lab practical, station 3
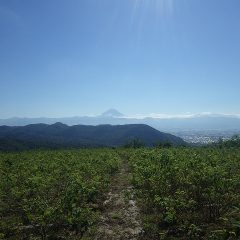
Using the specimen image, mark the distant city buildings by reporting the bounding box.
[172,130,239,145]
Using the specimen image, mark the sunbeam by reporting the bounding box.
[129,0,176,50]
[131,0,174,22]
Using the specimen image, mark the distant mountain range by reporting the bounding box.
[0,123,186,151]
[1,109,240,131]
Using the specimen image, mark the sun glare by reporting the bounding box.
[131,0,174,18]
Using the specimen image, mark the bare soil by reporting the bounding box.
[94,159,143,240]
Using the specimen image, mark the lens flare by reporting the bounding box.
[131,0,174,22]
[129,0,175,47]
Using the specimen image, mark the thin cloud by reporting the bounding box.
[121,112,240,120]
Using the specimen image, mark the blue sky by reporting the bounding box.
[0,0,240,118]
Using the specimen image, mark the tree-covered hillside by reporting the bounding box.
[0,123,185,151]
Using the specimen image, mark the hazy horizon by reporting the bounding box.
[1,0,240,118]
[1,108,240,120]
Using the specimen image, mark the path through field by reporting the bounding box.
[94,158,143,240]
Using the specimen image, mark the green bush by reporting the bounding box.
[129,147,240,239]
[0,149,120,239]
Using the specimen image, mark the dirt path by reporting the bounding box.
[94,159,143,240]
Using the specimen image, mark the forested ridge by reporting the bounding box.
[0,123,185,151]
